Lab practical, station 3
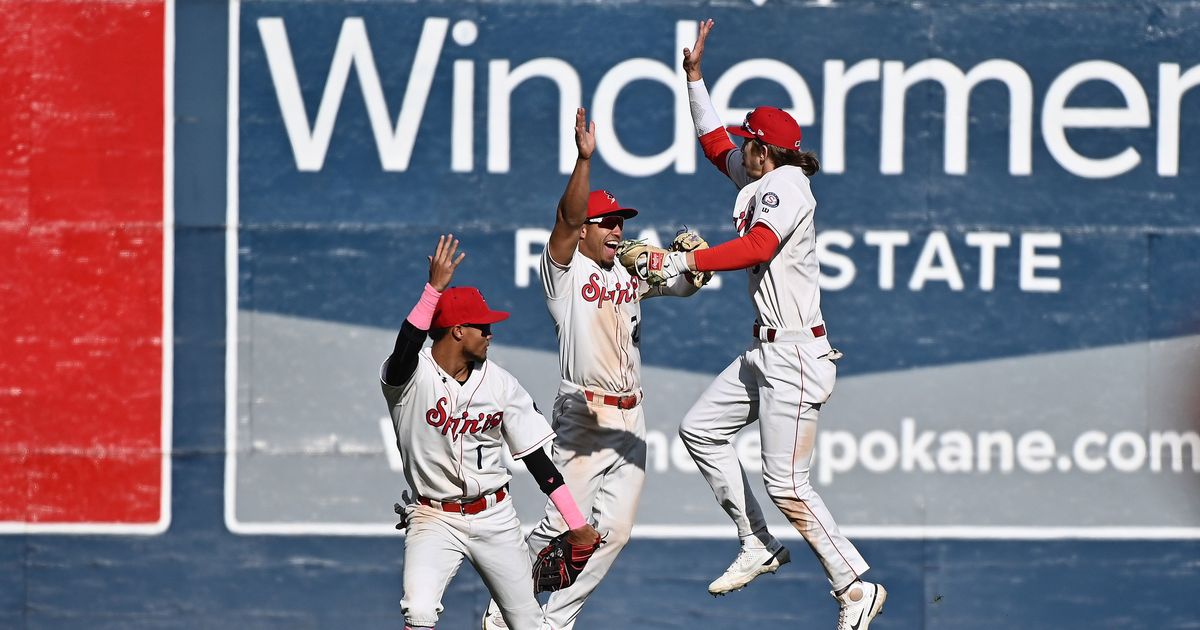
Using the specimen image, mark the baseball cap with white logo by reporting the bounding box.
[586,189,638,221]
[432,287,510,329]
[726,106,803,150]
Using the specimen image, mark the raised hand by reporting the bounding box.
[575,107,596,160]
[682,18,714,81]
[427,234,465,291]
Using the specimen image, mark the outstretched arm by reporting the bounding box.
[684,19,749,188]
[691,223,779,272]
[382,235,464,386]
[546,107,596,267]
[627,224,780,287]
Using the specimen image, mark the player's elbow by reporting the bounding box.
[599,520,634,550]
[748,249,774,267]
[556,205,586,230]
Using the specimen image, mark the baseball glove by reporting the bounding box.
[670,228,714,288]
[615,240,685,287]
[532,531,602,593]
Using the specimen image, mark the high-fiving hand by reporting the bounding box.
[427,234,465,292]
[575,107,596,160]
[682,18,714,82]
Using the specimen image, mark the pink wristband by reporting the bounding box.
[407,283,442,330]
[549,485,587,530]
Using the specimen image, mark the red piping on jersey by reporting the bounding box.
[699,128,736,176]
[693,224,780,272]
[452,361,489,499]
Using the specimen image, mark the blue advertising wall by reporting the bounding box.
[5,1,1200,628]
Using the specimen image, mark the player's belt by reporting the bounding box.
[418,485,508,515]
[752,323,826,343]
[584,389,641,410]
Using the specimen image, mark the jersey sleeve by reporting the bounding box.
[500,375,555,459]
[750,178,810,243]
[540,244,574,301]
[380,356,419,409]
[725,149,753,190]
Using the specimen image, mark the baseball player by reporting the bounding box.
[382,234,599,630]
[618,20,888,630]
[482,108,704,630]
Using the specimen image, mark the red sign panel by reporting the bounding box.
[0,1,169,532]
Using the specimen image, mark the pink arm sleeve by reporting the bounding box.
[549,485,587,530]
[406,283,442,331]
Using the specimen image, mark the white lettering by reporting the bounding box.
[1108,431,1147,472]
[645,431,669,473]
[710,59,816,132]
[1019,233,1062,292]
[977,430,1014,473]
[1042,60,1151,178]
[863,230,910,290]
[859,430,899,473]
[937,431,974,473]
[258,17,447,172]
[1149,431,1200,472]
[514,228,551,288]
[908,230,965,291]
[821,59,881,174]
[590,22,695,177]
[1157,63,1200,176]
[817,230,856,291]
[488,58,581,174]
[1016,430,1056,473]
[965,232,1012,291]
[1074,431,1107,473]
[450,21,478,172]
[818,430,857,484]
[881,59,1032,175]
[900,418,936,472]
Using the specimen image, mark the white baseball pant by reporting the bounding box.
[678,336,870,591]
[401,498,545,629]
[525,387,646,630]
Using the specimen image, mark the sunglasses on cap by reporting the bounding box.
[586,215,624,230]
[461,322,492,336]
[740,118,764,138]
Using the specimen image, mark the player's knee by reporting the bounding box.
[678,420,716,447]
[763,471,814,502]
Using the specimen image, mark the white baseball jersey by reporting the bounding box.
[540,250,643,394]
[731,165,824,331]
[380,348,555,502]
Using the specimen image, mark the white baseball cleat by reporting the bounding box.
[834,581,887,630]
[707,539,791,595]
[481,598,507,630]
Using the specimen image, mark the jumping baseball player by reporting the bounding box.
[382,235,600,630]
[482,108,706,630]
[617,20,887,630]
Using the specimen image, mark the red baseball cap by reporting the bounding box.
[587,189,638,221]
[726,106,803,150]
[431,287,510,329]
